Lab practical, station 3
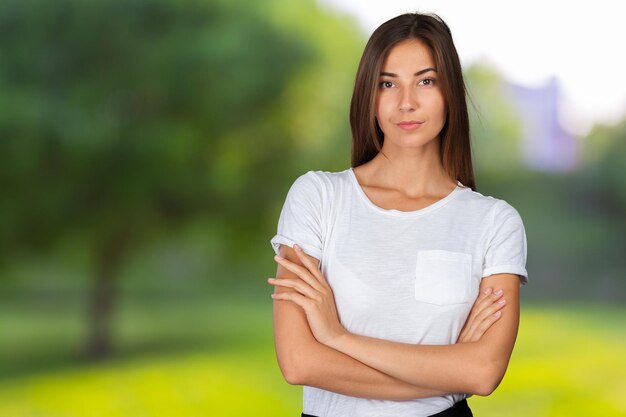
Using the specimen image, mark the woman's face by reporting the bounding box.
[375,39,446,150]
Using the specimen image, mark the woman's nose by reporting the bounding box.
[398,88,417,112]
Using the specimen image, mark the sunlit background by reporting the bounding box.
[0,0,624,416]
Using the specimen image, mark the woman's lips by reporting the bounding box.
[397,121,423,131]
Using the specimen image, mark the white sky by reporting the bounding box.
[319,0,626,135]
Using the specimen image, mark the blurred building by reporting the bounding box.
[505,77,579,171]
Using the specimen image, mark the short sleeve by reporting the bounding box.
[482,200,529,284]
[270,171,327,261]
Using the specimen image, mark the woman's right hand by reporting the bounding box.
[457,287,506,343]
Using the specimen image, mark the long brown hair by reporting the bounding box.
[349,13,476,190]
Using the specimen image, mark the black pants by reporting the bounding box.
[429,399,473,417]
[302,398,473,417]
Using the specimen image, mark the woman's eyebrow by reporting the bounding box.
[380,67,437,77]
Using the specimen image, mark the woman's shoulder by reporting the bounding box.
[455,185,523,221]
[292,168,352,191]
[450,185,519,215]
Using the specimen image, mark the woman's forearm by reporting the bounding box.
[326,274,521,396]
[274,300,447,400]
[268,246,519,398]
[273,245,446,400]
[272,245,521,398]
[328,332,492,395]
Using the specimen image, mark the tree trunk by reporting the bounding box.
[86,237,125,360]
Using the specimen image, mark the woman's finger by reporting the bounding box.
[477,288,503,309]
[274,254,325,292]
[471,290,505,321]
[271,290,313,311]
[468,288,503,321]
[461,287,493,332]
[459,289,506,343]
[473,298,506,324]
[293,244,329,286]
[478,287,493,302]
[465,298,506,341]
[463,310,502,342]
[466,287,494,318]
[268,277,318,299]
[476,311,502,333]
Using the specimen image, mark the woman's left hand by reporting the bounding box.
[269,244,346,346]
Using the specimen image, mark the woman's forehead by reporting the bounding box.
[381,39,435,73]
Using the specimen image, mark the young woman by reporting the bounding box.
[268,12,528,417]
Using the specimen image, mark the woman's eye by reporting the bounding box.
[380,81,394,89]
[419,78,436,86]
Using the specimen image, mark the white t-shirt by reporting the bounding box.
[270,168,528,417]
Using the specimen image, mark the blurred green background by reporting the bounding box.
[1,0,624,416]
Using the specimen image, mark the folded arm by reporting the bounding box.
[272,244,445,400]
[271,244,520,397]
[327,272,519,395]
[271,244,508,399]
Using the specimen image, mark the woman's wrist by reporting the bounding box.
[326,328,352,353]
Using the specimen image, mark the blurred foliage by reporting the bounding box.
[565,117,626,296]
[579,117,626,210]
[465,63,524,176]
[0,0,363,270]
[463,65,626,302]
[1,301,624,416]
[0,0,311,263]
[0,0,625,414]
[0,0,362,356]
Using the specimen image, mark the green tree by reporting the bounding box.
[571,118,626,292]
[465,63,524,179]
[0,0,313,358]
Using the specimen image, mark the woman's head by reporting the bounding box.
[350,12,476,190]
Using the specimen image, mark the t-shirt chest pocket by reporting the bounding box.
[414,250,472,305]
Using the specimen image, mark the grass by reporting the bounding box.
[0,299,625,416]
[471,303,626,417]
[0,349,300,417]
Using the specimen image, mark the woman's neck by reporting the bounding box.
[356,140,456,198]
